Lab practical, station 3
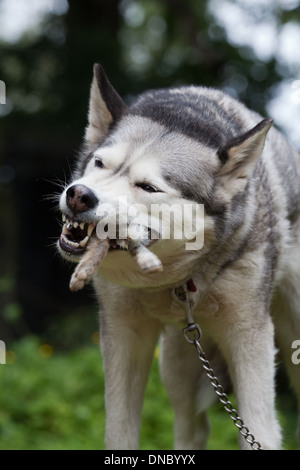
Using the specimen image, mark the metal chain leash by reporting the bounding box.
[182,323,262,450]
[174,284,262,450]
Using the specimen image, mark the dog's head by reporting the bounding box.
[58,64,272,288]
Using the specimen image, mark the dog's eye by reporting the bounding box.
[136,182,160,193]
[95,158,104,169]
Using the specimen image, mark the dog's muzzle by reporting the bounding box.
[59,184,98,256]
[58,184,159,258]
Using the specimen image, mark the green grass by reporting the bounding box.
[0,336,298,450]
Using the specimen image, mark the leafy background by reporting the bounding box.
[0,0,300,450]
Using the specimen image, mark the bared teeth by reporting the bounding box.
[62,224,69,235]
[61,234,80,248]
[117,240,129,250]
[87,224,95,237]
[80,236,89,248]
[61,215,96,252]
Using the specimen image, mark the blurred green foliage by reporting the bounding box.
[0,337,298,450]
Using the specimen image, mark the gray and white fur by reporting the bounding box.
[58,64,300,450]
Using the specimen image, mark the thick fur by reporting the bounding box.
[58,64,300,450]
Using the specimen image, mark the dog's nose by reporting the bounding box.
[66,184,98,213]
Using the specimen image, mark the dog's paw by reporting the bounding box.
[137,251,163,273]
[69,269,89,291]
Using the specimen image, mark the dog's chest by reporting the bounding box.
[138,286,220,326]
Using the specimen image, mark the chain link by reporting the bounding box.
[182,323,262,450]
[174,284,262,450]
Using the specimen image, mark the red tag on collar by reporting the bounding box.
[187,278,197,292]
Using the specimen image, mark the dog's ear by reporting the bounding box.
[85,64,128,145]
[217,118,273,195]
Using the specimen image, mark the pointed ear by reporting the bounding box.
[85,64,128,145]
[217,118,273,194]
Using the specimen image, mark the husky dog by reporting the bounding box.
[58,64,300,450]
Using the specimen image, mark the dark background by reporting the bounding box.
[0,0,300,346]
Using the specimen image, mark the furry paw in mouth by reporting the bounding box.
[69,235,163,292]
[69,237,109,291]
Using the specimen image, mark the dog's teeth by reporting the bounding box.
[68,240,80,248]
[66,219,72,229]
[61,234,79,248]
[80,236,89,248]
[80,222,85,230]
[87,224,95,237]
[62,214,66,222]
[117,240,129,250]
[73,221,79,228]
[62,223,68,235]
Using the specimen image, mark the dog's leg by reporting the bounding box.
[69,237,109,291]
[160,326,216,450]
[272,244,300,444]
[99,290,161,449]
[213,311,281,450]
